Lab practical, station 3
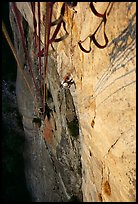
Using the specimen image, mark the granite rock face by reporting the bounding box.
[9,2,136,202]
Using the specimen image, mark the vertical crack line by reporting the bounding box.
[107,136,121,154]
[103,136,121,159]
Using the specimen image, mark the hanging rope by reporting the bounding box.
[37,2,43,103]
[43,2,54,116]
[12,2,42,108]
[2,20,40,117]
[31,2,37,49]
[36,2,69,56]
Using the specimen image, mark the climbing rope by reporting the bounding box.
[43,2,54,116]
[12,3,41,106]
[37,2,43,102]
[2,20,40,117]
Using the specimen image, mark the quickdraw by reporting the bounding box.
[78,2,111,53]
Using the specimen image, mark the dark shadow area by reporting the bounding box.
[2,119,32,202]
[2,2,17,82]
[2,2,32,202]
[68,195,81,202]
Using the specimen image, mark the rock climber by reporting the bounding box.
[61,74,75,88]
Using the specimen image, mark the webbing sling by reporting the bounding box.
[78,2,110,53]
[37,2,69,58]
[50,3,69,43]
